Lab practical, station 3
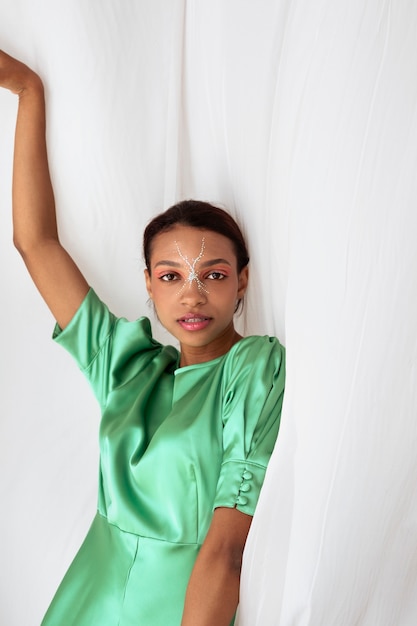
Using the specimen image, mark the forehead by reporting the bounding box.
[150,225,236,262]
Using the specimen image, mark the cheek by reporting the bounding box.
[211,279,239,301]
[150,281,165,300]
[150,281,178,306]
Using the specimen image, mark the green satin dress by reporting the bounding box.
[41,289,285,626]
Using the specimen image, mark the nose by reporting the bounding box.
[179,278,208,306]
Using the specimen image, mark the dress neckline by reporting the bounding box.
[173,335,253,375]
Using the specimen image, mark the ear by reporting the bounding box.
[237,266,249,299]
[144,269,153,299]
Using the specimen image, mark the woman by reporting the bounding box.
[0,50,285,626]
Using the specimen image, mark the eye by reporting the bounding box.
[160,273,179,282]
[206,271,226,280]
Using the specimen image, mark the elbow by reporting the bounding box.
[201,542,244,579]
[13,231,59,257]
[13,233,26,256]
[211,543,244,579]
[228,546,244,577]
[13,234,35,259]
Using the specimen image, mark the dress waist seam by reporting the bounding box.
[96,511,201,547]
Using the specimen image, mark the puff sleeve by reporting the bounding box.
[52,288,170,407]
[213,336,285,516]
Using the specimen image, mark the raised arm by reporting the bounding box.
[0,50,89,328]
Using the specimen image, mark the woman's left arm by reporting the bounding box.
[181,507,252,626]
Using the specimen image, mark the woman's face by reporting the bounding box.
[145,225,248,364]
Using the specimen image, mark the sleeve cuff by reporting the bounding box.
[213,459,267,516]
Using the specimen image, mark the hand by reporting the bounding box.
[0,49,42,95]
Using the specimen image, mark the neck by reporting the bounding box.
[179,324,242,367]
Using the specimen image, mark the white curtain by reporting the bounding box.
[1,1,417,624]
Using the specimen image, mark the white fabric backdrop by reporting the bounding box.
[1,1,417,625]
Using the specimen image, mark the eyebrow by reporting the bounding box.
[153,258,232,269]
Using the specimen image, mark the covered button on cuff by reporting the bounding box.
[213,459,267,515]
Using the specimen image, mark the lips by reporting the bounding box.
[179,316,209,322]
[177,314,212,331]
[178,313,211,321]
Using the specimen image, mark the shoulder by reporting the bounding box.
[221,335,285,395]
[54,287,178,372]
[225,335,285,373]
[54,287,155,345]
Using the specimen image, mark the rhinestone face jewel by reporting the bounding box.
[175,238,209,295]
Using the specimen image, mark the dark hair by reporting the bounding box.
[143,200,249,273]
